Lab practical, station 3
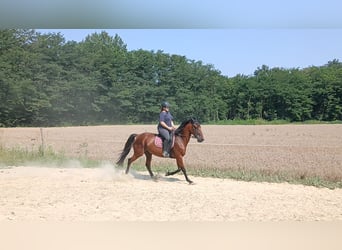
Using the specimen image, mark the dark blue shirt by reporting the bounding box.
[159,111,173,128]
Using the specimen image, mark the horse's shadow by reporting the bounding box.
[130,171,182,183]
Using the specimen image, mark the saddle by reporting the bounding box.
[154,134,175,149]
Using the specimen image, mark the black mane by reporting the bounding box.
[174,118,198,136]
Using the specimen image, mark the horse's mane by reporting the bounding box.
[174,118,198,136]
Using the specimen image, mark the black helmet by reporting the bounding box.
[161,101,170,108]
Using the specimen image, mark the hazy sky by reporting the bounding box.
[2,0,342,28]
[38,29,342,77]
[2,0,341,76]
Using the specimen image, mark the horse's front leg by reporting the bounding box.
[165,168,181,176]
[175,156,193,184]
[165,151,182,176]
[181,167,193,184]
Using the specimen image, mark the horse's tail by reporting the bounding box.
[116,134,137,166]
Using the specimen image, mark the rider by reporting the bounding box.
[158,101,176,157]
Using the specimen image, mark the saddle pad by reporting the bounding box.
[154,136,163,148]
[154,135,175,148]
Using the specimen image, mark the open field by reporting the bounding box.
[1,124,341,180]
[0,124,342,221]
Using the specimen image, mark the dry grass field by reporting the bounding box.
[0,124,342,222]
[1,124,341,180]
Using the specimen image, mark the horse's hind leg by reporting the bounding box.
[125,157,133,174]
[144,152,155,179]
[126,153,142,174]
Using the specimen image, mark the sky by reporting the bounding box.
[2,0,341,77]
[2,0,342,28]
[37,29,342,77]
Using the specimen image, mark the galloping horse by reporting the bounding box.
[116,118,204,184]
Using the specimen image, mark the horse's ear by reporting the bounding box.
[186,116,198,124]
[190,117,198,123]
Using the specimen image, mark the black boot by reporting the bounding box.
[162,139,170,157]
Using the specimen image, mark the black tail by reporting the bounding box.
[116,134,137,166]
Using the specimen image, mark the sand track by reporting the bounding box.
[1,166,342,221]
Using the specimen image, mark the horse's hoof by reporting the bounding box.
[165,172,170,176]
[188,181,195,185]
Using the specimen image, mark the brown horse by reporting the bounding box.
[116,118,204,184]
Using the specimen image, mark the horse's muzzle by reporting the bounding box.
[197,138,204,143]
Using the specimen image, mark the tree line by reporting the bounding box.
[0,29,341,127]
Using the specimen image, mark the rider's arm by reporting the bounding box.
[160,121,173,131]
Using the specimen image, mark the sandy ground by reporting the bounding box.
[1,165,342,221]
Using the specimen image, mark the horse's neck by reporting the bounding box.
[182,132,191,145]
[179,127,192,145]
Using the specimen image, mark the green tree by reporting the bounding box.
[1,29,341,126]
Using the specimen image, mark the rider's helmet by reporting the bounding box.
[161,101,170,108]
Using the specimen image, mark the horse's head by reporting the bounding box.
[175,118,204,142]
[190,118,204,143]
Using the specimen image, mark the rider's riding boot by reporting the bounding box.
[162,140,170,157]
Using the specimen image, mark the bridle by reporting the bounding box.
[192,122,202,140]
